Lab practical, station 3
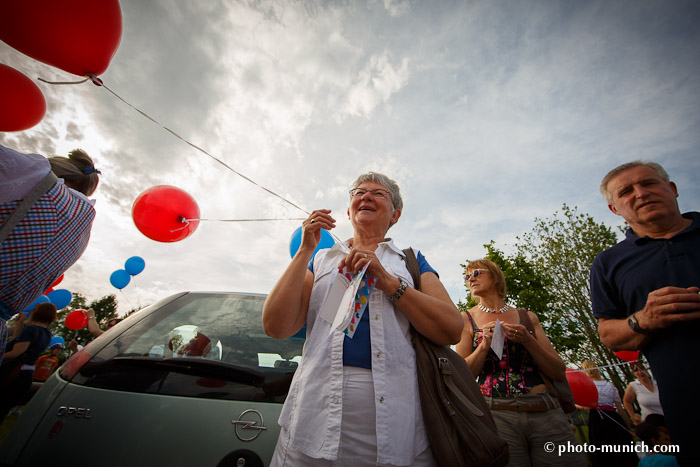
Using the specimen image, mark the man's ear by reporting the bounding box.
[670,181,679,198]
[608,203,620,216]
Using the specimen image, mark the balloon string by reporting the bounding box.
[44,76,344,245]
[186,217,308,222]
[88,79,311,216]
[168,217,307,233]
[120,289,135,312]
[594,408,638,439]
[38,77,89,85]
[568,359,639,373]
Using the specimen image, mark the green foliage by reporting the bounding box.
[51,293,120,347]
[461,204,636,390]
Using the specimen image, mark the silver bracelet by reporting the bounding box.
[388,279,408,303]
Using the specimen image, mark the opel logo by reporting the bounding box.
[231,409,268,442]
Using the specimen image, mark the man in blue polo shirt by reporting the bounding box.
[590,161,700,466]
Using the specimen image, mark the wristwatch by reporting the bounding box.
[628,313,650,335]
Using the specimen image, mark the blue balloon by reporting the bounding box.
[50,336,65,348]
[47,289,72,310]
[22,295,50,317]
[110,269,131,289]
[124,256,146,276]
[288,227,336,259]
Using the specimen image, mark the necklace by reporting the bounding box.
[478,303,509,314]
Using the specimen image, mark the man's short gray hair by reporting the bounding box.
[600,160,670,204]
[350,172,403,211]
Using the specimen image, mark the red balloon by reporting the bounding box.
[65,309,88,330]
[566,369,598,408]
[132,186,200,242]
[614,350,640,362]
[51,274,65,288]
[0,0,122,77]
[0,64,46,132]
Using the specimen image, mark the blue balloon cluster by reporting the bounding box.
[22,295,50,317]
[22,288,74,317]
[288,227,336,259]
[110,256,146,290]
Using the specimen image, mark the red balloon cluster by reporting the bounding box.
[65,309,89,330]
[0,0,122,131]
[0,64,46,132]
[132,186,200,242]
[43,274,65,296]
[0,0,123,77]
[565,369,598,408]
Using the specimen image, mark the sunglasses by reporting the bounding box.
[464,269,488,280]
[107,318,123,328]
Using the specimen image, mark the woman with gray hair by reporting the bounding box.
[263,171,462,466]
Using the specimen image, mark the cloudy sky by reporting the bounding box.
[2,0,699,314]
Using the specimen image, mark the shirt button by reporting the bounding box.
[376,352,382,358]
[374,315,380,320]
[333,396,340,404]
[380,397,385,404]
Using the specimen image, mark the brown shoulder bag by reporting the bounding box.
[403,248,509,467]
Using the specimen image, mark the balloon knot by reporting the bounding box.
[170,217,190,233]
[85,73,104,86]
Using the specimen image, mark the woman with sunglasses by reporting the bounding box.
[263,172,462,467]
[456,259,585,466]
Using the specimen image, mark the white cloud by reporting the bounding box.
[1,0,699,311]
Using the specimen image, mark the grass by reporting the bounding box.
[0,410,21,446]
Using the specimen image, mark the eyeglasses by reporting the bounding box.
[464,269,488,280]
[349,188,391,200]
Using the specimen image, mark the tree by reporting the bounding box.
[51,293,119,346]
[461,204,636,392]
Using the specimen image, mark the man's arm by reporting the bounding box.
[598,286,700,350]
[598,317,650,351]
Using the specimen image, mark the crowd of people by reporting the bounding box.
[263,163,697,467]
[2,142,698,466]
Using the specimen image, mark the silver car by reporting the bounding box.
[0,292,305,467]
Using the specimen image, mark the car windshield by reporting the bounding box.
[67,293,305,402]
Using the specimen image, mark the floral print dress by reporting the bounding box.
[465,311,544,397]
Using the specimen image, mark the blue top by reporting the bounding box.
[309,250,437,369]
[590,211,700,464]
[7,325,51,366]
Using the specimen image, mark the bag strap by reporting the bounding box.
[0,171,58,243]
[516,308,535,336]
[517,308,566,398]
[406,247,486,417]
[402,248,421,291]
[439,357,485,416]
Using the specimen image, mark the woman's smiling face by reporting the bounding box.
[348,181,400,232]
